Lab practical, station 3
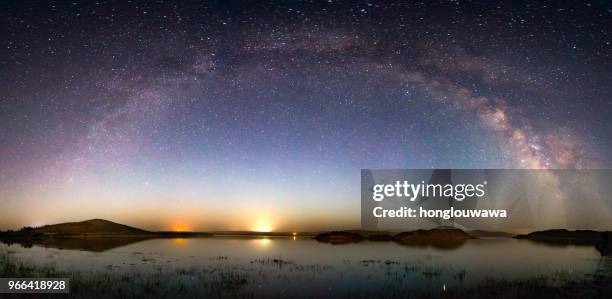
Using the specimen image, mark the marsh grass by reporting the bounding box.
[1,249,611,298]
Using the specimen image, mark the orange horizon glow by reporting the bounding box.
[166,216,278,233]
[171,222,191,232]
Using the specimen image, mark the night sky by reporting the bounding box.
[1,1,611,231]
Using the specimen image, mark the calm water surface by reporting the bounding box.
[0,237,604,297]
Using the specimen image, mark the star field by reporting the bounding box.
[1,1,611,230]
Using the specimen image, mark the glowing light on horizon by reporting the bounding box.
[172,224,190,232]
[252,218,273,232]
[253,223,272,232]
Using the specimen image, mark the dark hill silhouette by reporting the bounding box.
[394,228,473,249]
[468,230,515,238]
[0,219,211,252]
[314,231,365,244]
[514,229,603,245]
[34,219,149,236]
[315,228,474,249]
[394,228,473,242]
[514,229,612,256]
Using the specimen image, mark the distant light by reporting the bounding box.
[253,222,273,232]
[256,226,271,232]
[172,224,190,232]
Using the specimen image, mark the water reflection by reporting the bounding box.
[393,237,468,250]
[4,237,152,252]
[0,237,606,297]
[173,238,188,246]
[252,237,272,249]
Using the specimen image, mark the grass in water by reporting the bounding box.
[1,249,611,298]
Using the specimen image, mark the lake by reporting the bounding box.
[1,237,609,298]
